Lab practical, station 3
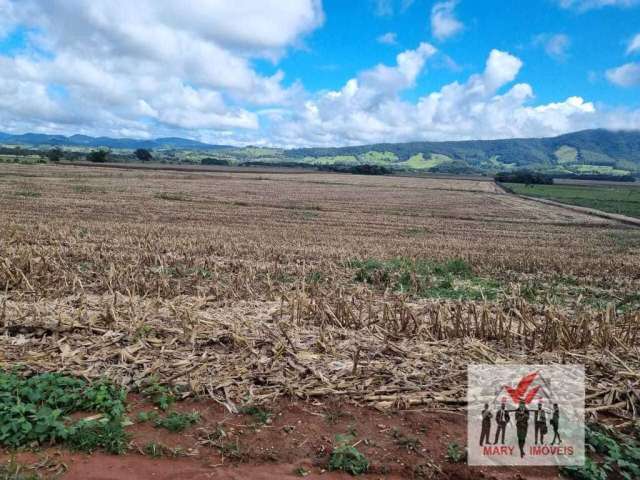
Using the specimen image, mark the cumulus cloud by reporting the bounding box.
[377,32,398,45]
[556,0,639,10]
[627,33,640,54]
[534,33,571,61]
[431,1,464,42]
[606,62,640,86]
[264,48,615,147]
[0,0,323,136]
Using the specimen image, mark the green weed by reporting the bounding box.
[136,410,159,423]
[154,411,199,433]
[240,405,272,425]
[294,466,310,477]
[560,424,640,480]
[0,370,127,453]
[141,379,175,410]
[446,442,466,463]
[328,434,369,476]
[348,257,499,300]
[66,417,128,454]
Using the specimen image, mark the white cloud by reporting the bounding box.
[431,1,464,42]
[373,0,393,16]
[377,32,398,45]
[265,48,606,147]
[534,33,571,61]
[556,0,639,10]
[0,0,323,137]
[627,33,640,55]
[606,62,640,86]
[373,0,414,16]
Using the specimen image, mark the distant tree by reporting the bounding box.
[495,170,553,185]
[47,147,64,163]
[87,149,109,163]
[134,148,153,162]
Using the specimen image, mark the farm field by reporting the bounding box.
[505,182,640,219]
[1,164,640,478]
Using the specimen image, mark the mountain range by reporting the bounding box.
[0,132,226,150]
[1,129,639,176]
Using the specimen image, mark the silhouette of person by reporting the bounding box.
[515,400,530,458]
[479,403,493,446]
[494,401,510,444]
[550,403,562,445]
[534,403,547,445]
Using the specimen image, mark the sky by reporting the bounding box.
[0,0,639,147]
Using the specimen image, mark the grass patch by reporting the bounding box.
[347,257,499,300]
[0,370,127,453]
[328,434,369,476]
[505,183,640,219]
[154,411,199,433]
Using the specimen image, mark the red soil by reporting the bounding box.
[2,396,560,479]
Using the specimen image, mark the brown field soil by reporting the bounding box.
[0,164,639,479]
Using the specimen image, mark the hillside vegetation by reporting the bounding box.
[1,129,639,178]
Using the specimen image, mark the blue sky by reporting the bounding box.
[269,0,640,106]
[0,0,639,146]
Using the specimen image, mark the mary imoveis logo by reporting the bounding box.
[467,364,585,466]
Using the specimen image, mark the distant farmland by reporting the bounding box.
[505,182,640,218]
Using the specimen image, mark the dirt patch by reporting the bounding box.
[2,396,559,479]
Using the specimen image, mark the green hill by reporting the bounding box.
[284,129,640,177]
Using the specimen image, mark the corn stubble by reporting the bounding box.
[0,164,638,417]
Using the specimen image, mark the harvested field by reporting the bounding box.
[1,164,639,477]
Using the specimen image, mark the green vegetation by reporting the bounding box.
[348,258,500,300]
[240,405,272,425]
[505,183,640,218]
[560,424,640,480]
[555,145,578,164]
[404,153,452,170]
[496,170,554,185]
[4,129,640,178]
[446,442,466,463]
[46,147,64,163]
[141,379,175,410]
[86,149,109,163]
[133,148,153,162]
[0,370,127,453]
[153,411,199,433]
[294,466,310,477]
[328,434,369,476]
